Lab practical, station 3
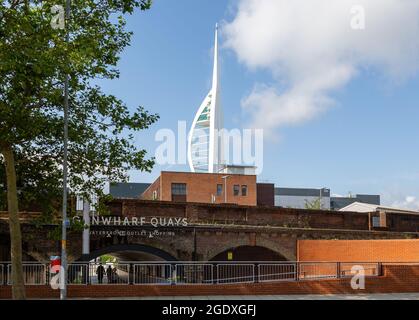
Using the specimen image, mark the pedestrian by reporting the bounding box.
[96,263,105,284]
[112,267,119,283]
[106,265,112,284]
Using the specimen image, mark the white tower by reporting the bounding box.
[188,24,224,173]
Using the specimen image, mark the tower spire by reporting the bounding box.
[212,23,218,91]
[188,24,223,173]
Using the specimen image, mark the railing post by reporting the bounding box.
[171,263,176,285]
[336,262,341,279]
[1,263,5,285]
[45,263,49,285]
[254,263,259,283]
[129,263,134,285]
[213,263,218,284]
[295,262,299,281]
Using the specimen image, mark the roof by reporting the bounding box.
[339,202,419,215]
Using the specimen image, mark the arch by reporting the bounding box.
[77,244,178,262]
[204,234,296,261]
[209,245,288,262]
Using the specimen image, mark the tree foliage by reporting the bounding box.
[0,0,158,212]
[0,0,156,299]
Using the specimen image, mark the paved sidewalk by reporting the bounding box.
[94,293,419,300]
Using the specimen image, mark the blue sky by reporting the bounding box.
[98,0,419,208]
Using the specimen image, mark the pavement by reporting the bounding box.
[90,293,419,300]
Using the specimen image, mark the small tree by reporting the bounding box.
[0,0,156,299]
[304,198,322,210]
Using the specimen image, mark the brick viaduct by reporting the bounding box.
[0,199,418,262]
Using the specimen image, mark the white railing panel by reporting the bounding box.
[258,263,296,282]
[7,263,46,285]
[217,264,255,284]
[175,264,213,285]
[134,264,172,285]
[299,262,338,280]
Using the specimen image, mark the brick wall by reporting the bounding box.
[140,171,257,206]
[298,239,419,262]
[1,264,418,298]
[140,177,160,201]
[108,199,419,233]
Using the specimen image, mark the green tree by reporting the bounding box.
[0,0,157,299]
[304,198,322,210]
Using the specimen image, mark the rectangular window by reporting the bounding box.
[171,183,187,195]
[171,183,187,202]
[372,216,380,227]
[233,185,240,196]
[217,184,223,196]
[241,185,248,196]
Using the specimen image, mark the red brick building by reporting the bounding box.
[140,171,257,206]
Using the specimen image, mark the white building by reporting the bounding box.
[188,24,224,173]
[339,202,419,228]
[339,202,419,215]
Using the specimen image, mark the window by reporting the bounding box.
[171,183,187,195]
[233,185,240,196]
[372,216,380,227]
[241,185,248,196]
[217,184,223,196]
[152,190,158,200]
[171,183,187,202]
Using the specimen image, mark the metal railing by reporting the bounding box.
[258,263,297,282]
[88,263,130,285]
[134,263,172,285]
[176,264,213,285]
[7,263,46,285]
[0,264,3,285]
[0,261,382,286]
[299,262,338,280]
[217,264,255,284]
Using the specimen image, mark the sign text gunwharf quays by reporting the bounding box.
[72,214,189,228]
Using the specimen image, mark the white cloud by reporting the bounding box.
[390,195,419,210]
[224,0,419,136]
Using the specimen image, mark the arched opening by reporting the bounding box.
[210,245,288,262]
[72,244,178,285]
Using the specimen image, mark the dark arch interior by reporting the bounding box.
[210,245,288,262]
[78,244,178,262]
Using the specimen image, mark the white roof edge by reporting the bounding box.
[339,201,419,214]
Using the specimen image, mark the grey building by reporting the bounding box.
[109,182,151,199]
[274,187,331,209]
[330,194,380,211]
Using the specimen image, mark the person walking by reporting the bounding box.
[106,265,113,284]
[96,263,105,284]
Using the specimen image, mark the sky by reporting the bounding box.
[97,0,419,209]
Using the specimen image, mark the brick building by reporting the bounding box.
[140,171,258,206]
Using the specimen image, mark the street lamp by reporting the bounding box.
[60,0,71,300]
[222,175,230,203]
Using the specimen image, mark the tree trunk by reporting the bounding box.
[1,144,26,299]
